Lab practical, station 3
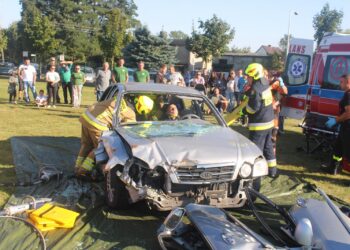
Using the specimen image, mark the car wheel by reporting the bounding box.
[105,166,130,209]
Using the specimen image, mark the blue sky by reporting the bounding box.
[1,0,349,51]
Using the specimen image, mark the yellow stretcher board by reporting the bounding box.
[224,97,249,126]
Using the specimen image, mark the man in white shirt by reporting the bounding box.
[19,57,37,103]
[168,65,184,86]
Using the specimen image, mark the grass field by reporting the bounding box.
[0,77,349,208]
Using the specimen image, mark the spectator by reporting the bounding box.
[35,89,48,107]
[71,65,86,108]
[19,57,37,104]
[133,61,150,83]
[226,70,236,111]
[208,71,218,93]
[95,62,112,101]
[234,69,243,105]
[184,70,192,87]
[210,87,228,113]
[168,65,184,86]
[8,71,18,104]
[238,74,248,94]
[17,67,24,102]
[46,65,60,108]
[191,71,206,95]
[47,57,61,103]
[112,58,128,83]
[59,60,73,104]
[155,64,168,84]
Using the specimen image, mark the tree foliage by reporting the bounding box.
[99,8,132,65]
[187,15,234,68]
[123,27,177,70]
[230,46,251,54]
[4,22,21,62]
[279,34,293,52]
[0,26,8,62]
[270,52,283,71]
[313,3,343,45]
[169,30,188,40]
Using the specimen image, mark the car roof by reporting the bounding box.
[118,82,202,95]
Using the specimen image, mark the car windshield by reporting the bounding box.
[117,92,222,127]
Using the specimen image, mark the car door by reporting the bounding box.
[281,38,314,119]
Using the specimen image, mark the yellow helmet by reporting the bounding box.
[135,95,154,115]
[245,63,264,80]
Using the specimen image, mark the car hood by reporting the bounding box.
[116,121,255,169]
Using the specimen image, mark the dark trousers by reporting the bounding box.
[47,83,58,105]
[62,82,73,104]
[249,128,276,166]
[333,125,350,160]
[9,92,16,102]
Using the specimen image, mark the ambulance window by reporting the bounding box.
[284,54,311,85]
[323,55,350,90]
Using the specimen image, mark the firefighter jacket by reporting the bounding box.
[244,78,274,131]
[80,98,136,131]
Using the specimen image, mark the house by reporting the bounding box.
[170,39,209,72]
[255,45,283,56]
[212,52,272,72]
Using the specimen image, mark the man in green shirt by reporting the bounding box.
[112,58,128,83]
[59,60,73,104]
[133,61,150,83]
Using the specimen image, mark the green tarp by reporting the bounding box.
[1,136,347,249]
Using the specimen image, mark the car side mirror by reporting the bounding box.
[164,207,185,231]
[294,218,313,247]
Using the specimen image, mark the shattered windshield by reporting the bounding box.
[117,92,222,126]
[122,121,221,138]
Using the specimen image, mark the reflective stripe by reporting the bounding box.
[246,105,256,114]
[82,111,109,131]
[81,157,95,171]
[333,155,342,162]
[267,159,277,167]
[75,156,84,167]
[248,121,274,131]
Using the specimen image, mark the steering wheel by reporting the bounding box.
[180,114,201,120]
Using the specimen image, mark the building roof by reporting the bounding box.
[256,45,283,55]
[221,52,269,57]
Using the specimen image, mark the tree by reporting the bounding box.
[187,15,234,68]
[0,26,8,63]
[21,1,58,64]
[230,46,251,54]
[5,22,22,63]
[123,27,177,70]
[279,34,293,52]
[169,30,188,40]
[99,9,132,65]
[313,3,343,45]
[271,52,283,71]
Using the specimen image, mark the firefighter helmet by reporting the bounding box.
[135,95,154,115]
[245,63,264,80]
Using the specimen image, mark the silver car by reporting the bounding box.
[95,83,268,211]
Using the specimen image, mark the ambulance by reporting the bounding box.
[281,32,350,169]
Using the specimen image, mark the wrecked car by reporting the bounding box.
[157,188,350,249]
[95,83,268,211]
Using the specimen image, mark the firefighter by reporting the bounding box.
[74,96,153,178]
[243,63,277,178]
[322,74,350,175]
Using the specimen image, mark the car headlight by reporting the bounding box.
[252,157,268,177]
[240,163,252,178]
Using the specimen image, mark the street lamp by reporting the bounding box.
[286,11,298,56]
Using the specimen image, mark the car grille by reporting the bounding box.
[176,165,234,183]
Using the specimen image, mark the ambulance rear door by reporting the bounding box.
[281,38,314,119]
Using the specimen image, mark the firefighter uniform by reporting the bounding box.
[244,63,277,177]
[75,98,136,175]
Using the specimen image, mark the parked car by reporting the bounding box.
[80,65,96,85]
[157,188,350,250]
[0,62,16,76]
[95,83,268,211]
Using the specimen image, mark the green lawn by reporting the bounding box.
[0,77,349,208]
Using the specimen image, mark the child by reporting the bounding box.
[8,71,18,104]
[35,89,48,107]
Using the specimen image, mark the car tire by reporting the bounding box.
[105,166,130,209]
